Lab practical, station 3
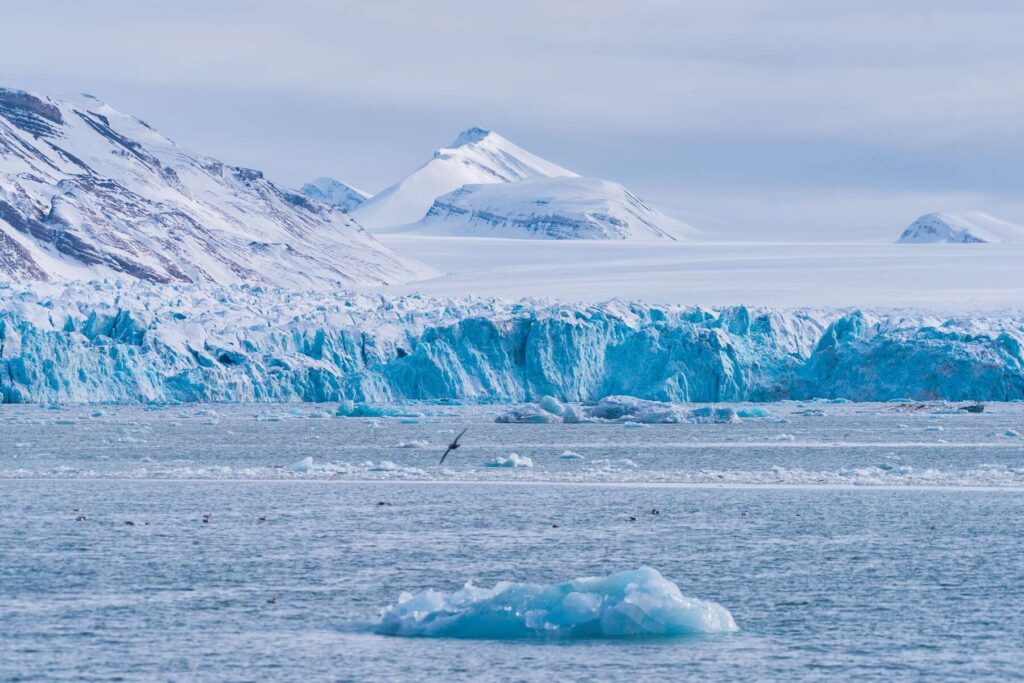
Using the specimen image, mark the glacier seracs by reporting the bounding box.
[2,281,1024,404]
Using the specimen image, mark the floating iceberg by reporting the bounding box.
[375,567,737,639]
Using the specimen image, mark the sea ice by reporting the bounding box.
[495,405,561,424]
[375,566,738,639]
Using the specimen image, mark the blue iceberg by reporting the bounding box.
[375,566,738,639]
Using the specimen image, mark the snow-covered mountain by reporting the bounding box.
[0,87,434,287]
[300,177,369,212]
[351,127,577,229]
[404,176,697,240]
[898,212,1024,244]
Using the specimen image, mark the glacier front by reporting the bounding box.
[1,281,1024,404]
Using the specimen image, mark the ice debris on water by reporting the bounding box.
[1005,429,1020,438]
[397,440,430,448]
[486,453,534,468]
[375,566,738,639]
[559,450,585,461]
[498,396,766,425]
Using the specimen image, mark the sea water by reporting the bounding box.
[1,402,1023,680]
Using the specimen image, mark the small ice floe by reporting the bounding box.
[537,395,565,416]
[375,566,737,639]
[289,456,345,474]
[495,405,561,424]
[772,433,796,441]
[689,407,740,424]
[795,409,826,417]
[336,400,423,419]
[397,440,430,449]
[592,396,686,424]
[925,425,945,432]
[486,453,534,468]
[623,421,646,429]
[737,406,772,418]
[1005,429,1020,438]
[591,458,638,470]
[561,405,585,423]
[559,450,585,461]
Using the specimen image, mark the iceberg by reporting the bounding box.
[375,566,737,639]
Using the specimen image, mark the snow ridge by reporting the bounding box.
[414,177,697,240]
[299,177,370,212]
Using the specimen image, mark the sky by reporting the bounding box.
[2,0,1023,239]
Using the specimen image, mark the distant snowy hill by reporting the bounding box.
[401,177,697,241]
[0,87,434,287]
[300,177,369,212]
[350,127,577,229]
[898,212,1024,244]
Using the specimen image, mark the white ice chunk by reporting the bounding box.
[486,453,534,468]
[538,395,565,416]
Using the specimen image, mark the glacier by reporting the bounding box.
[375,566,737,639]
[2,281,1024,404]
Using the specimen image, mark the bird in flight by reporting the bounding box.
[439,428,468,465]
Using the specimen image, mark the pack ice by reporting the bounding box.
[375,567,737,639]
[2,281,1024,403]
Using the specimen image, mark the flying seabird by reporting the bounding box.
[439,428,468,465]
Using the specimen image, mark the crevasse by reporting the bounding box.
[1,281,1023,404]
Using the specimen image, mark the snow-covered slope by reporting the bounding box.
[404,177,697,240]
[300,177,369,212]
[2,281,1024,404]
[0,88,434,287]
[351,127,577,229]
[898,212,1024,244]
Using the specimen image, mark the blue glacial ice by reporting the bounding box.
[2,281,1024,403]
[375,566,737,639]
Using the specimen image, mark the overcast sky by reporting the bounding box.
[3,0,1023,239]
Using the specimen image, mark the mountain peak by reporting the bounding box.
[450,126,493,147]
[898,212,1024,244]
[352,128,577,229]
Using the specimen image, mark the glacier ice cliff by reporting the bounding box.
[1,281,1024,404]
